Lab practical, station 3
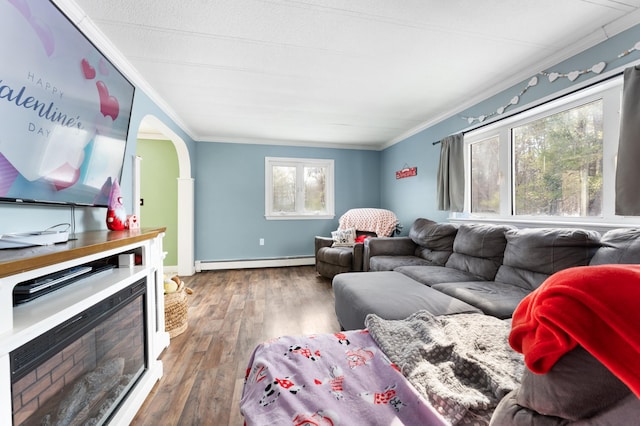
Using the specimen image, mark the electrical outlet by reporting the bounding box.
[259,238,264,246]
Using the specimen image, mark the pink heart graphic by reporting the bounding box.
[49,163,80,191]
[81,58,96,80]
[96,81,120,120]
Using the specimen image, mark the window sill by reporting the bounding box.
[265,214,335,221]
[449,216,640,233]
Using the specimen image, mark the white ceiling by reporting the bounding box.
[69,0,640,149]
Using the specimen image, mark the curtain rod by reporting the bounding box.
[432,132,464,146]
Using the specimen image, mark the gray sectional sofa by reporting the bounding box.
[331,218,640,424]
[332,218,640,330]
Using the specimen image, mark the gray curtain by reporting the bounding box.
[615,66,640,216]
[437,133,464,212]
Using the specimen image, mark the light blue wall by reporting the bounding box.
[380,128,453,234]
[381,23,640,231]
[0,89,196,236]
[194,142,380,261]
[5,21,640,262]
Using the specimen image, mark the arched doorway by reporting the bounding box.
[137,115,195,276]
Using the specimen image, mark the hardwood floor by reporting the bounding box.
[131,266,340,426]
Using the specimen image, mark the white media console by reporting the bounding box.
[0,228,170,425]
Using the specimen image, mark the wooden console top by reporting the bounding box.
[0,228,166,278]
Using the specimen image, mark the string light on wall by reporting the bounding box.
[462,41,640,125]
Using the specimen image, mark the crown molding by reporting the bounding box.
[383,11,640,150]
[197,134,381,150]
[53,0,198,143]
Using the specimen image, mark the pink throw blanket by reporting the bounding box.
[339,208,398,237]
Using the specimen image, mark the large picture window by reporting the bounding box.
[265,157,334,220]
[512,100,603,217]
[470,135,500,214]
[464,77,623,225]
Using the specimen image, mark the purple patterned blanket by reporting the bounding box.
[240,329,447,425]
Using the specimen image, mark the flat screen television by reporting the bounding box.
[0,0,135,207]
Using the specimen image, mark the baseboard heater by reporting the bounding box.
[195,256,315,272]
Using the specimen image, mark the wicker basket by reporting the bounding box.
[165,281,189,338]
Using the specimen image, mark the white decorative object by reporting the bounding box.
[591,61,606,74]
[461,41,640,125]
[567,71,581,81]
[331,227,356,247]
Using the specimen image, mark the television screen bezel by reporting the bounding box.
[0,0,136,208]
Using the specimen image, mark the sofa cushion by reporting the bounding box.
[516,346,631,421]
[414,246,454,266]
[394,265,484,286]
[502,227,601,275]
[590,228,640,265]
[493,265,550,292]
[491,228,600,292]
[432,281,530,319]
[491,390,640,426]
[409,218,459,251]
[408,218,436,242]
[369,255,433,271]
[444,223,513,280]
[332,271,482,330]
[406,218,458,266]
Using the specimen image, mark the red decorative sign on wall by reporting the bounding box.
[396,166,417,179]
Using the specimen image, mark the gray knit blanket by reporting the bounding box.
[365,311,524,425]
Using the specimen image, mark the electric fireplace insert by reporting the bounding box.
[10,278,147,426]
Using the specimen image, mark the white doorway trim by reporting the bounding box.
[138,115,195,276]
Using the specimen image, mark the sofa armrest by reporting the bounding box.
[352,243,364,272]
[363,237,416,271]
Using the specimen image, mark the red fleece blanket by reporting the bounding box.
[509,264,640,398]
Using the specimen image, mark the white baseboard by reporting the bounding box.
[163,265,178,275]
[195,257,315,272]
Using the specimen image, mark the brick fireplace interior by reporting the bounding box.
[11,278,147,426]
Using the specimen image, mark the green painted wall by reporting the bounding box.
[137,139,178,266]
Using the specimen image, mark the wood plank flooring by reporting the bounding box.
[130,266,340,426]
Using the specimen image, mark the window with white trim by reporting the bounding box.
[265,157,334,220]
[464,77,627,225]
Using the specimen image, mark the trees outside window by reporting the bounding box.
[464,77,622,225]
[471,136,500,214]
[265,157,334,220]
[513,100,603,217]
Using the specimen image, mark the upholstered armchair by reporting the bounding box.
[314,209,399,279]
[315,231,374,279]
